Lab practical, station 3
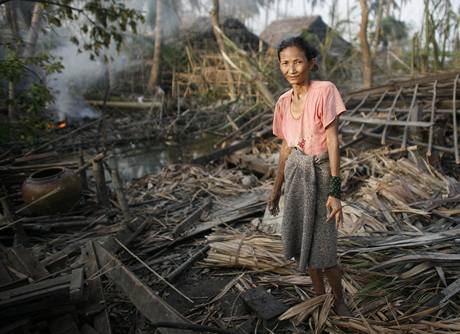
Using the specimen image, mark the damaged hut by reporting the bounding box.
[340,71,460,171]
[173,16,269,100]
[260,15,351,58]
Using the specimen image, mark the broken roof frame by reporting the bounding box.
[340,72,460,164]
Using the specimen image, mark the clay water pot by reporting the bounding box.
[21,167,81,216]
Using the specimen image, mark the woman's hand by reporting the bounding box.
[268,188,282,216]
[326,195,344,229]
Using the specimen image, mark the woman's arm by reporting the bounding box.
[325,118,340,177]
[325,118,344,227]
[273,139,291,193]
[268,139,292,216]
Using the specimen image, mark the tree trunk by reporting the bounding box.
[359,0,372,88]
[210,0,236,100]
[24,3,44,58]
[6,2,20,47]
[439,3,451,68]
[5,2,19,123]
[147,0,163,91]
[371,0,383,53]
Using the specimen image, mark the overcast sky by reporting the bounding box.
[247,0,460,39]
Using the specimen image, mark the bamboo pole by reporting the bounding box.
[111,164,130,219]
[79,148,88,191]
[338,92,370,132]
[1,195,28,247]
[92,159,110,207]
[402,84,419,148]
[381,87,403,145]
[353,90,388,139]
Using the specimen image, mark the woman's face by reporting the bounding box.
[279,46,312,85]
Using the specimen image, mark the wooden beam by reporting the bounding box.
[92,159,110,207]
[338,92,370,132]
[192,138,252,165]
[347,71,459,99]
[402,83,419,148]
[93,242,194,334]
[381,87,403,145]
[172,199,212,237]
[340,115,432,127]
[83,241,112,334]
[341,128,456,153]
[352,89,388,139]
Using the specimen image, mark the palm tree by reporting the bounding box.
[358,0,409,87]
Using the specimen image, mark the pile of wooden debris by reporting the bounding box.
[201,148,460,333]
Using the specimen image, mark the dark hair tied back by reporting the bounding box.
[277,36,319,71]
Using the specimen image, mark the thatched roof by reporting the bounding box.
[260,16,351,57]
[179,16,267,53]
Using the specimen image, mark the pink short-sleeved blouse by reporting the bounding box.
[272,80,347,155]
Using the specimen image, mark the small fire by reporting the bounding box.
[47,119,68,129]
[57,120,67,129]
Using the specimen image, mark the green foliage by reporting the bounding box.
[42,0,144,59]
[0,54,25,82]
[0,48,61,144]
[380,16,408,47]
[0,0,143,144]
[16,83,55,143]
[301,30,322,51]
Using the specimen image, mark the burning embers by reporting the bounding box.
[47,118,68,129]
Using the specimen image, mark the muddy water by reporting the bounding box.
[111,134,218,181]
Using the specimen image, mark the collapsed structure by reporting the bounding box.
[341,72,460,165]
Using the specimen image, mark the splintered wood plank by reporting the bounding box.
[93,242,194,334]
[172,199,212,237]
[101,217,144,253]
[0,278,28,293]
[69,268,84,302]
[0,274,70,301]
[241,286,289,320]
[41,241,83,273]
[83,242,112,334]
[6,246,49,280]
[182,190,267,238]
[0,275,72,319]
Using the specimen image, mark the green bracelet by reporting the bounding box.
[329,176,341,199]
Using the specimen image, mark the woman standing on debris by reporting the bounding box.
[267,36,352,317]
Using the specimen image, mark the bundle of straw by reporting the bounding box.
[203,228,293,274]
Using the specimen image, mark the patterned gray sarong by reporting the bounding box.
[282,148,337,272]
